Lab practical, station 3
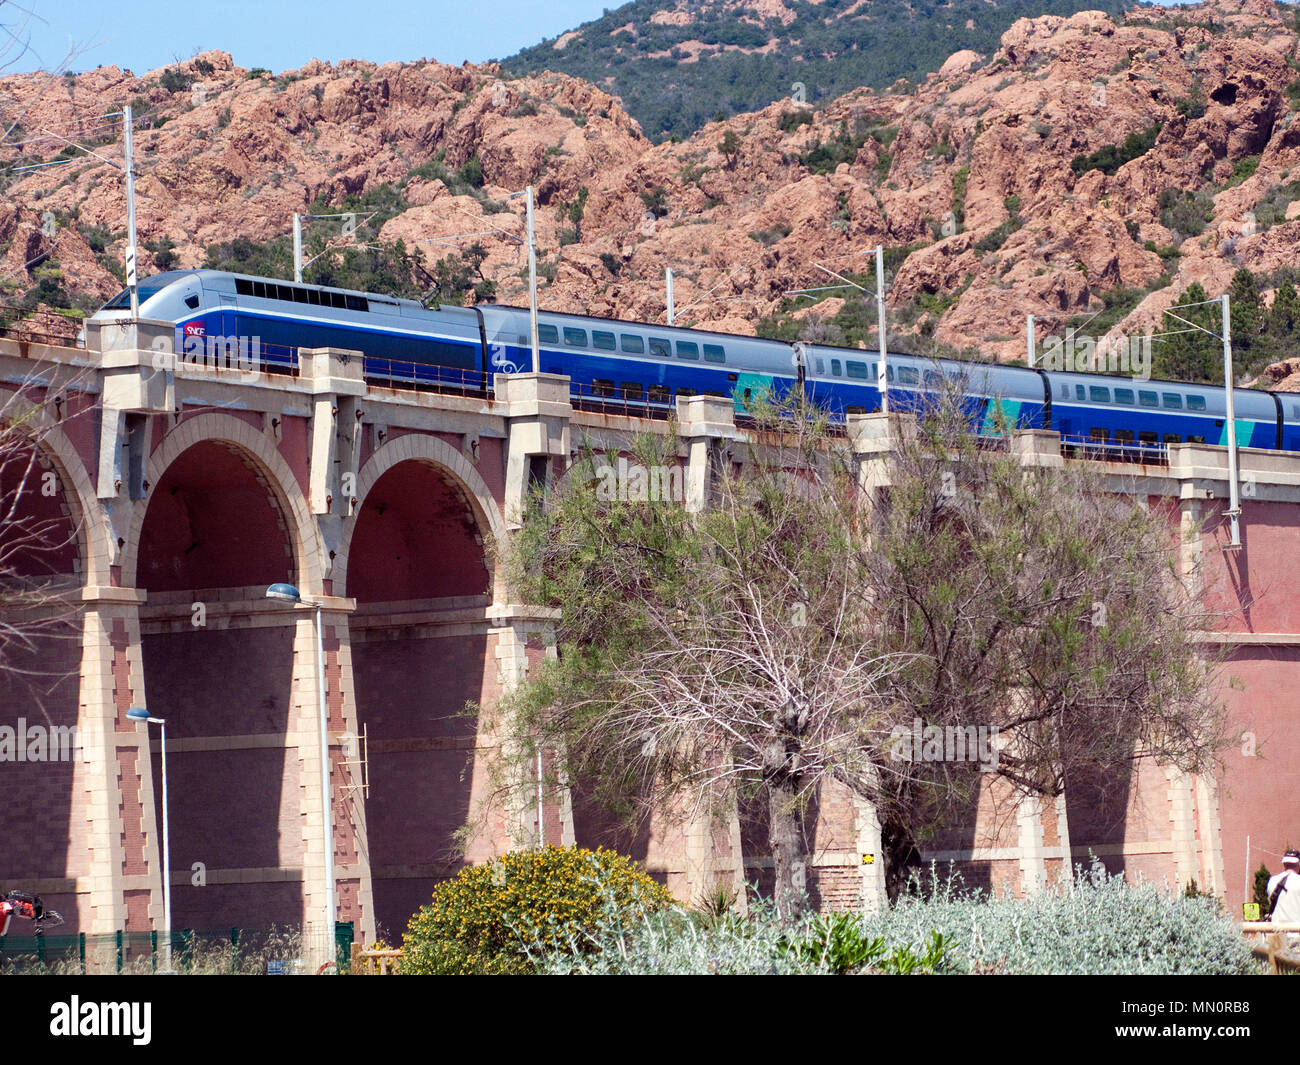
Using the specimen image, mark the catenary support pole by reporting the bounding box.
[1222,294,1242,549]
[526,186,539,374]
[875,244,888,415]
[124,105,139,318]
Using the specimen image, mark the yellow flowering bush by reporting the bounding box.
[399,845,672,974]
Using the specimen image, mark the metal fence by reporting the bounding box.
[0,922,354,975]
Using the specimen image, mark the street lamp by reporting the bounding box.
[127,706,171,972]
[265,582,336,963]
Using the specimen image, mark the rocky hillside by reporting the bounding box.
[4,0,1300,384]
[499,0,1128,141]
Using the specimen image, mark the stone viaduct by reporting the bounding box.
[0,318,1296,944]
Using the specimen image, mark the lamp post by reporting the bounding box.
[127,707,170,971]
[265,583,336,963]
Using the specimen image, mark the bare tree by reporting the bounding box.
[0,377,86,719]
[494,386,1234,915]
[860,392,1232,896]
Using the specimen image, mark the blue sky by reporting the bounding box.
[6,0,1209,77]
[6,0,615,76]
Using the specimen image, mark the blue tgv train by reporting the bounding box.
[88,269,1300,454]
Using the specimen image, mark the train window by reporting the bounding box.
[592,330,616,351]
[1059,385,1070,399]
[1138,431,1158,446]
[1187,435,1205,444]
[1115,429,1134,443]
[592,379,615,397]
[1162,393,1183,410]
[649,338,671,359]
[846,361,868,379]
[1138,390,1158,408]
[898,367,919,385]
[331,293,347,309]
[293,287,309,303]
[703,344,725,363]
[1089,428,1109,441]
[184,294,200,309]
[676,341,700,360]
[1163,433,1182,444]
[1187,395,1206,411]
[621,382,644,400]
[563,327,588,347]
[308,289,322,305]
[620,334,644,354]
[235,278,253,296]
[1114,388,1134,405]
[1075,385,1086,401]
[274,285,291,301]
[253,281,267,299]
[831,359,842,377]
[345,294,368,312]
[1089,386,1110,403]
[924,371,943,389]
[538,324,559,344]
[677,388,697,398]
[816,358,825,374]
[886,365,895,382]
[648,385,669,403]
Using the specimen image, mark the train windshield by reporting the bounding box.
[99,280,172,311]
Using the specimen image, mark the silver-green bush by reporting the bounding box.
[532,864,1255,975]
[856,864,1256,975]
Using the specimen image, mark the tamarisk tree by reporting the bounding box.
[496,388,1233,914]
[860,395,1231,898]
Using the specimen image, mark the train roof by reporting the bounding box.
[121,278,1295,405]
[478,303,826,348]
[137,269,425,306]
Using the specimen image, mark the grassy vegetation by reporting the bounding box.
[1070,121,1163,177]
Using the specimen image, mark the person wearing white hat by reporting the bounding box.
[1267,850,1300,941]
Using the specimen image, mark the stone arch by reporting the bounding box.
[336,432,505,937]
[0,388,112,586]
[121,413,320,593]
[334,433,506,605]
[0,391,110,933]
[124,412,325,931]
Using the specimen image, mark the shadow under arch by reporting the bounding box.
[129,413,320,931]
[337,434,502,939]
[0,393,107,934]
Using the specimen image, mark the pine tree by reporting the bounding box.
[1269,280,1300,363]
[1228,268,1266,375]
[1153,282,1219,384]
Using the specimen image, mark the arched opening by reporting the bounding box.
[346,457,490,938]
[135,439,299,930]
[0,431,83,929]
